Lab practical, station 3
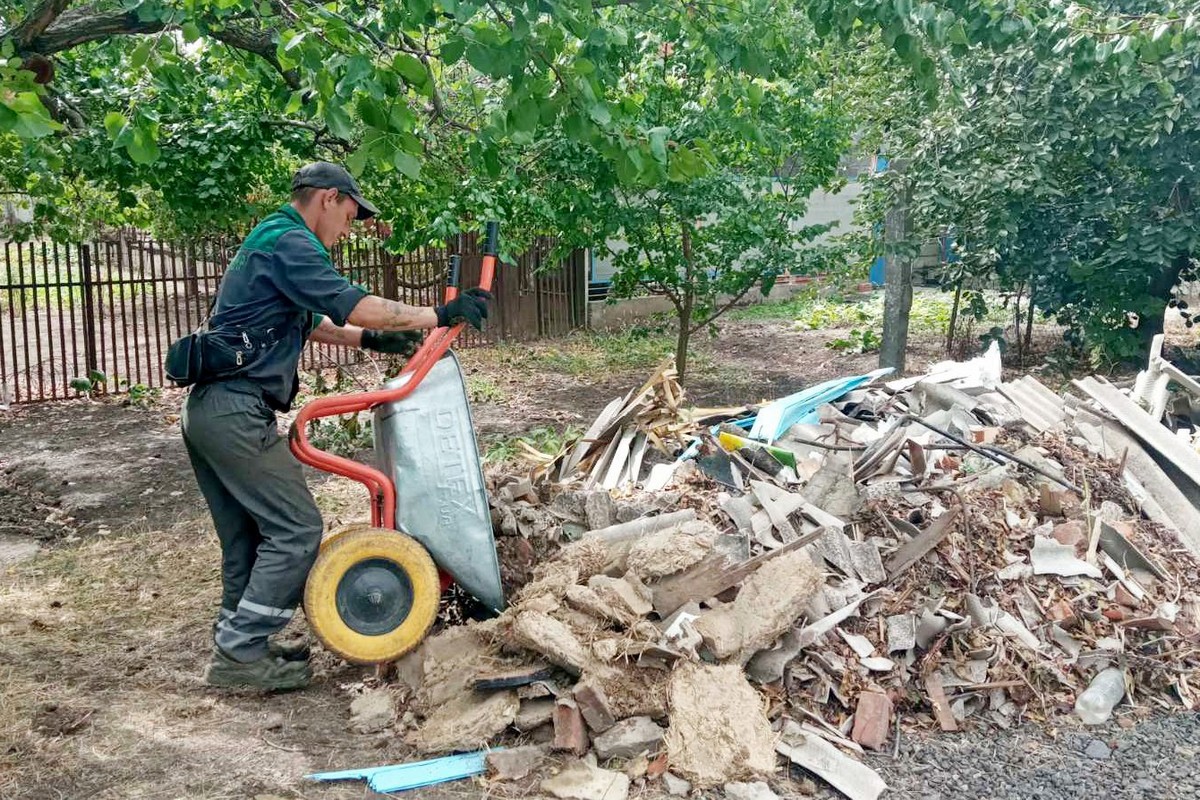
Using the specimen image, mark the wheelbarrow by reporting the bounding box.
[288,223,505,664]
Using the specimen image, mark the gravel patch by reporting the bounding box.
[851,713,1200,800]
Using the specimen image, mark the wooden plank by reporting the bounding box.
[924,673,959,732]
[560,394,626,480]
[602,428,637,489]
[884,505,961,581]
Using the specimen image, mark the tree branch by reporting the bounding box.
[23,6,167,54]
[209,23,301,89]
[10,0,72,50]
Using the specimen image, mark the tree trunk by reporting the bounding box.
[1137,253,1190,357]
[676,224,695,382]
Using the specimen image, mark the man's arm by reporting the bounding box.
[346,295,439,331]
[309,316,366,347]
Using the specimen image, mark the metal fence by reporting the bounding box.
[0,230,586,404]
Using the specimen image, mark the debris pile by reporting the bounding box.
[397,342,1200,800]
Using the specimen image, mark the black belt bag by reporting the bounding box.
[165,327,279,388]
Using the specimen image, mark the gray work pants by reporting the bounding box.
[181,380,323,662]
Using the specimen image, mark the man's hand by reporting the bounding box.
[435,288,492,330]
[361,329,423,356]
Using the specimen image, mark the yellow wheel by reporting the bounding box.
[319,522,377,552]
[303,527,440,665]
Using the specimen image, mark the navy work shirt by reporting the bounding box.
[208,205,367,410]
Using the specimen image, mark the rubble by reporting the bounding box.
[398,349,1200,800]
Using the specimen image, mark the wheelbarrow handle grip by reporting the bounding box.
[483,221,499,257]
[447,254,462,290]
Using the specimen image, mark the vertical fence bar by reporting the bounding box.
[3,244,16,402]
[148,238,165,389]
[135,234,151,387]
[49,242,65,399]
[103,240,120,391]
[15,243,31,401]
[63,242,81,386]
[79,243,99,379]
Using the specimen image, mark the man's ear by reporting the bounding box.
[321,187,341,209]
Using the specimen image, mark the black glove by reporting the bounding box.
[361,329,423,356]
[435,288,492,330]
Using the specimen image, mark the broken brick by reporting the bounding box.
[1052,521,1087,553]
[851,691,893,750]
[1102,606,1128,622]
[593,716,665,760]
[1114,584,1141,609]
[646,753,669,780]
[1047,600,1077,627]
[970,427,1000,444]
[552,698,589,756]
[573,677,617,733]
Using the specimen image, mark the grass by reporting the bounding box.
[466,374,508,404]
[729,288,1016,335]
[480,327,684,378]
[482,424,582,465]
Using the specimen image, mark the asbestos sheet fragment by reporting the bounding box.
[1030,536,1103,579]
[776,721,887,800]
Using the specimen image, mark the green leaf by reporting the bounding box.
[283,30,306,51]
[324,102,355,140]
[285,90,304,115]
[5,92,58,138]
[392,150,421,179]
[126,126,160,164]
[947,20,968,45]
[510,96,539,134]
[130,40,154,69]
[393,53,427,85]
[104,112,127,140]
[441,37,467,65]
[181,22,201,43]
[359,98,389,130]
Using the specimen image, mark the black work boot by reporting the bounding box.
[268,639,311,662]
[204,646,312,691]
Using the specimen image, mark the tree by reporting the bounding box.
[819,0,1200,365]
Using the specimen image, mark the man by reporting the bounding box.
[182,162,490,690]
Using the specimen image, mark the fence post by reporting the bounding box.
[79,243,99,375]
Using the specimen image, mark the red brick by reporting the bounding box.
[1103,606,1128,622]
[552,699,589,756]
[573,678,617,733]
[1052,521,1087,553]
[1114,585,1141,609]
[646,753,669,780]
[851,691,893,750]
[1047,600,1077,627]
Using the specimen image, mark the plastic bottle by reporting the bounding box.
[1074,667,1127,724]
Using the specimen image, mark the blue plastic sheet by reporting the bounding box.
[307,749,495,793]
[747,368,893,444]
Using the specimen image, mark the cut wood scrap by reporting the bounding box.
[650,529,825,617]
[585,434,623,489]
[884,505,962,581]
[924,673,959,732]
[602,428,637,490]
[561,394,627,480]
[776,720,887,800]
[625,433,649,487]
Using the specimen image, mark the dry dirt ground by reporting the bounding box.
[0,309,1167,799]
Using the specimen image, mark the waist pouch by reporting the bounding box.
[165,327,279,388]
